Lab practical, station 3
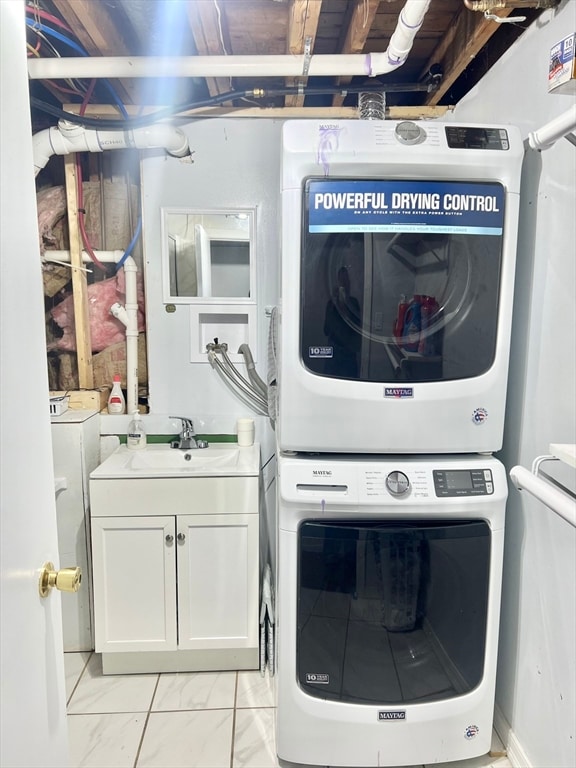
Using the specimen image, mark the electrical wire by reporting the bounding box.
[116,217,142,271]
[25,18,129,119]
[27,39,41,57]
[76,78,107,272]
[25,4,74,33]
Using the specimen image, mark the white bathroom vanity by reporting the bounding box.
[89,443,260,674]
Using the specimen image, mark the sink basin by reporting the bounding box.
[91,442,260,479]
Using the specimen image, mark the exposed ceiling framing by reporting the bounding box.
[27,0,556,126]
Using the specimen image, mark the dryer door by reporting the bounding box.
[297,519,490,704]
[301,178,505,384]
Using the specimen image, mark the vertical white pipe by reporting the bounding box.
[45,250,139,414]
[122,258,139,415]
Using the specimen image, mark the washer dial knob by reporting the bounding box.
[386,471,410,496]
[394,121,426,145]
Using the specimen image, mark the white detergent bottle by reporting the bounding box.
[107,374,126,414]
[127,411,146,450]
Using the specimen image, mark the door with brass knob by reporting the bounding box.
[39,562,82,598]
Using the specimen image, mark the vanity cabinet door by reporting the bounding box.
[91,516,178,653]
[176,514,259,651]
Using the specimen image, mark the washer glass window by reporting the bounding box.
[297,519,491,704]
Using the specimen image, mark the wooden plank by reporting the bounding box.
[285,0,323,107]
[63,155,93,390]
[186,1,232,98]
[421,6,513,105]
[65,103,451,120]
[332,0,381,107]
[51,0,137,105]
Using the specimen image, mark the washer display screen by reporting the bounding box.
[445,471,473,490]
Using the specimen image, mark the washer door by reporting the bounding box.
[297,519,490,704]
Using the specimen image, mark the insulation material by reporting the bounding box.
[37,186,67,254]
[48,268,146,353]
[37,181,140,256]
[43,263,72,298]
[92,334,148,388]
[55,334,147,390]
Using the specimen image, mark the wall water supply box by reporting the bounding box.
[548,32,575,93]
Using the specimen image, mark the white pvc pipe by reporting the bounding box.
[528,104,576,150]
[44,249,124,263]
[27,0,430,81]
[110,258,139,414]
[45,250,139,414]
[33,120,190,175]
[509,465,576,528]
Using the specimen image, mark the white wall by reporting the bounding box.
[450,3,576,766]
[140,119,282,461]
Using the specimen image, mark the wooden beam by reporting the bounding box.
[332,0,381,107]
[186,0,232,98]
[285,0,323,108]
[420,7,513,105]
[65,103,451,120]
[63,155,93,390]
[51,0,137,105]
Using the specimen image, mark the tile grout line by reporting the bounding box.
[230,671,239,768]
[132,673,161,768]
[66,650,93,708]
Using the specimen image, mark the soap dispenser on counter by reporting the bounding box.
[127,411,146,450]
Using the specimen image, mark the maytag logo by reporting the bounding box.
[384,387,414,399]
[312,470,332,476]
[378,711,406,721]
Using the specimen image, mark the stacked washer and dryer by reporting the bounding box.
[275,119,524,767]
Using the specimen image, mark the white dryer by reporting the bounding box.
[276,451,507,767]
[278,120,524,453]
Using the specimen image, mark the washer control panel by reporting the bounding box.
[433,469,494,497]
[385,471,411,496]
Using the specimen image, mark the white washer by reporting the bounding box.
[276,452,506,767]
[278,120,524,454]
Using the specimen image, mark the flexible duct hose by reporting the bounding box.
[208,352,268,415]
[238,344,268,398]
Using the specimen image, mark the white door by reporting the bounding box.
[0,2,69,766]
[177,514,259,650]
[91,516,177,653]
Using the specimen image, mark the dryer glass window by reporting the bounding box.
[301,178,505,382]
[297,519,491,704]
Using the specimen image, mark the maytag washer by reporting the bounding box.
[276,452,506,767]
[278,120,524,454]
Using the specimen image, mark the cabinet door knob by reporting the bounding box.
[165,534,174,544]
[177,532,186,542]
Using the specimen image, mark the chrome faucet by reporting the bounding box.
[169,416,208,450]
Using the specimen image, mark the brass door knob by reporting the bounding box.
[39,561,82,598]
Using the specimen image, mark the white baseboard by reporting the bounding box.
[494,704,533,768]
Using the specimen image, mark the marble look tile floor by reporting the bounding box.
[65,652,513,768]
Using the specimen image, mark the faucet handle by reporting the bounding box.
[169,416,194,435]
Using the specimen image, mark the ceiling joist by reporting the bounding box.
[285,0,323,108]
[51,0,138,105]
